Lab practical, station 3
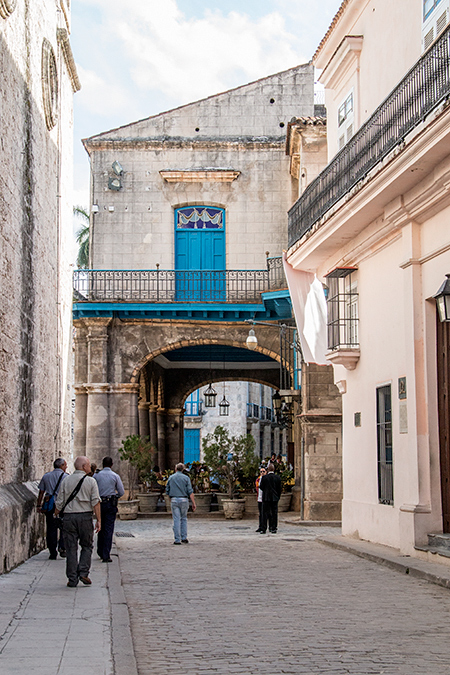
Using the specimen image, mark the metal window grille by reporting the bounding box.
[325,270,359,350]
[377,385,394,505]
[288,24,450,247]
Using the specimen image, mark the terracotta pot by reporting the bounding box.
[278,493,292,512]
[222,498,245,519]
[136,493,159,514]
[117,500,139,520]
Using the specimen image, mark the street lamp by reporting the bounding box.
[219,395,230,416]
[246,328,258,350]
[434,274,450,322]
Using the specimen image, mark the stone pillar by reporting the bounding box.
[156,408,166,471]
[86,318,111,383]
[138,402,150,438]
[166,408,184,469]
[149,404,158,448]
[109,383,139,477]
[74,385,88,454]
[85,384,110,467]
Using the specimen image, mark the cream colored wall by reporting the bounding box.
[317,0,423,159]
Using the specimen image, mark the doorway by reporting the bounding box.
[174,206,226,301]
[437,313,450,532]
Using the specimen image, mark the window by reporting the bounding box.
[424,0,442,20]
[377,385,393,505]
[325,269,359,350]
[338,91,354,149]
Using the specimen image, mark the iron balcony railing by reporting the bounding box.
[288,24,450,247]
[73,257,287,304]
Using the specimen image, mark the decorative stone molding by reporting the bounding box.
[159,169,240,183]
[57,28,81,93]
[84,383,110,395]
[41,39,58,130]
[326,347,360,370]
[0,0,16,18]
[110,383,140,395]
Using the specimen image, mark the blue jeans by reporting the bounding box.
[171,497,189,542]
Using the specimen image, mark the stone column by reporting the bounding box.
[85,384,110,467]
[156,408,166,471]
[166,408,184,469]
[138,402,150,438]
[83,318,112,466]
[109,383,139,479]
[149,404,158,448]
[74,385,88,454]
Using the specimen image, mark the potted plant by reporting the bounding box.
[186,462,212,513]
[203,426,256,519]
[278,465,295,511]
[118,435,156,518]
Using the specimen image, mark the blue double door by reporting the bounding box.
[184,428,201,463]
[175,212,226,301]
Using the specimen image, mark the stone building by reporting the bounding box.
[74,61,342,517]
[0,0,79,571]
[286,0,450,555]
[74,64,313,469]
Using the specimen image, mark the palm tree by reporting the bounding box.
[73,205,89,268]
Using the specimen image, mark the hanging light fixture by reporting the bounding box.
[246,328,258,350]
[203,383,217,407]
[219,379,230,416]
[434,274,450,322]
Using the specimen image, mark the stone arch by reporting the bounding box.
[130,339,281,383]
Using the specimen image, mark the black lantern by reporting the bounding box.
[219,395,230,416]
[203,383,217,407]
[434,274,450,322]
[272,390,281,412]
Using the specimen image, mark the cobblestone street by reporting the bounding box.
[115,519,450,675]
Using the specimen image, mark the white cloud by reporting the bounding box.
[80,0,304,105]
[75,64,137,118]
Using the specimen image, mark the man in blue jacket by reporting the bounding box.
[166,463,196,544]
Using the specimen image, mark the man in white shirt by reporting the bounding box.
[55,456,101,587]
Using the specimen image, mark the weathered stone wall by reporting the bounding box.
[0,1,76,570]
[297,363,342,520]
[85,63,314,271]
[0,482,44,573]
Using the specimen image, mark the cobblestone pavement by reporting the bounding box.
[115,518,450,675]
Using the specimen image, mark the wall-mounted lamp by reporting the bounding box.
[108,177,121,191]
[246,328,258,350]
[91,204,99,213]
[434,274,450,322]
[112,160,123,176]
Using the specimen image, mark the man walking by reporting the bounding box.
[55,456,101,587]
[36,458,68,559]
[94,456,124,562]
[166,463,196,544]
[259,462,282,534]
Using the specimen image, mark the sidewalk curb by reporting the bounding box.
[318,534,450,590]
[107,545,138,675]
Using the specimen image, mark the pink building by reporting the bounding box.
[286,0,450,558]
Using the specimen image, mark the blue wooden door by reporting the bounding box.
[184,428,201,464]
[175,206,225,300]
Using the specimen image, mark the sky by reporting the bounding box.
[71,0,342,212]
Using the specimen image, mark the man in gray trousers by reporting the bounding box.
[55,456,101,587]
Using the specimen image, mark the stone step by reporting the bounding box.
[427,533,450,550]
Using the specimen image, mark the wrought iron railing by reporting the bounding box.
[288,24,450,247]
[73,260,286,303]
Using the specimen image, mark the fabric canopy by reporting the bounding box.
[283,253,328,365]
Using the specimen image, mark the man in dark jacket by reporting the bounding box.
[259,463,282,534]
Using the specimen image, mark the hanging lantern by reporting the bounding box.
[203,383,217,407]
[219,395,230,416]
[246,328,258,350]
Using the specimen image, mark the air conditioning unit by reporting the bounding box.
[422,0,450,51]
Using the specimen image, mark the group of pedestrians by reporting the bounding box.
[37,455,124,587]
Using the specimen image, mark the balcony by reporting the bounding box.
[288,24,450,248]
[73,257,286,302]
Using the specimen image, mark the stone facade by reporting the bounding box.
[0,1,78,571]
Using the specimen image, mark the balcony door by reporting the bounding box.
[174,206,225,301]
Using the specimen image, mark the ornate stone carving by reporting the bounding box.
[41,39,58,131]
[0,0,17,19]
